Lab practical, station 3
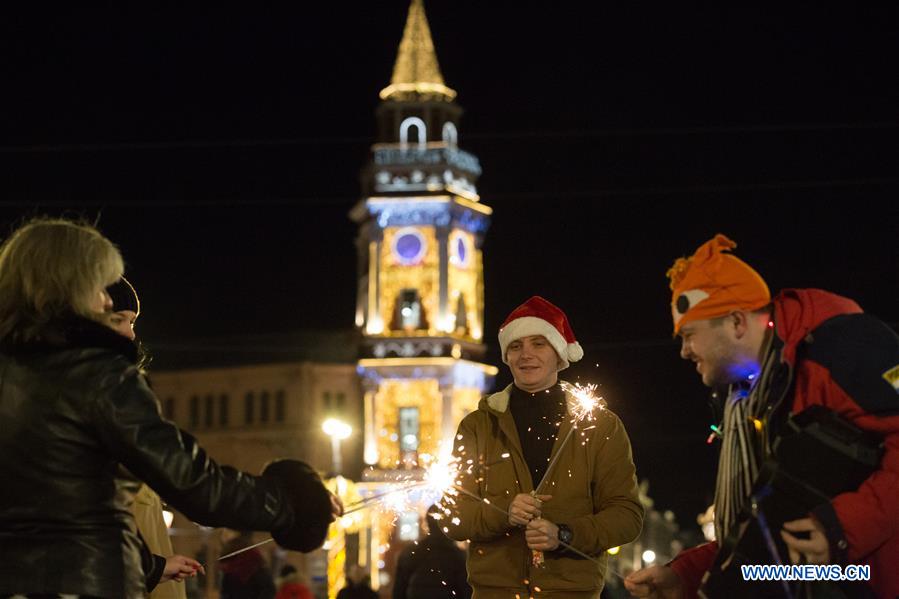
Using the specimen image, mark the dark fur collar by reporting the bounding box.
[2,313,139,363]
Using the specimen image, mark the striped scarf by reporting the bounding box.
[714,337,779,542]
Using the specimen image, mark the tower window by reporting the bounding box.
[442,122,458,147]
[399,406,420,452]
[449,232,469,267]
[455,295,468,332]
[399,116,427,149]
[395,289,424,330]
[457,237,466,263]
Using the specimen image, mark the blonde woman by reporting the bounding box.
[0,219,340,599]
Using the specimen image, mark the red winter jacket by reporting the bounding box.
[669,289,899,598]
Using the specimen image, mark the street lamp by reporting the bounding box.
[322,418,352,475]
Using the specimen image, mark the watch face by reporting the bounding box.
[559,526,573,544]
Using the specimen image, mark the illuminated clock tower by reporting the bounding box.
[350,0,496,480]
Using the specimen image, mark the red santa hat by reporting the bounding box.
[498,296,584,369]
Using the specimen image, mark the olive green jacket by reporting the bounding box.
[445,383,643,597]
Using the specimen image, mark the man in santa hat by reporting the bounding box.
[625,234,899,599]
[445,296,643,599]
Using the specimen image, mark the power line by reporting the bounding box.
[465,121,899,141]
[2,121,897,154]
[2,175,895,208]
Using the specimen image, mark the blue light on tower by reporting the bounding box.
[392,227,427,265]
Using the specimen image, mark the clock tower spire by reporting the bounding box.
[350,0,495,475]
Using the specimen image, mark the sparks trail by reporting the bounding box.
[342,481,430,516]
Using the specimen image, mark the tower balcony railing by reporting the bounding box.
[372,141,482,176]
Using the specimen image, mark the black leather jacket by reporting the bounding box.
[0,317,297,598]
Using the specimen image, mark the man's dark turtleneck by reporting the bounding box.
[509,382,567,488]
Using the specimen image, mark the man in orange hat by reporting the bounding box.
[625,234,899,599]
[444,296,643,599]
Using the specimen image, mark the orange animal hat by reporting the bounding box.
[666,234,771,335]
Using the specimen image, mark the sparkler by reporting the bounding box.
[221,458,468,562]
[529,381,606,567]
[219,537,274,560]
[341,481,430,516]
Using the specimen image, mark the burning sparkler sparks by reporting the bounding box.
[221,456,467,564]
[559,381,606,424]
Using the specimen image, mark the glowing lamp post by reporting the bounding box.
[322,418,352,475]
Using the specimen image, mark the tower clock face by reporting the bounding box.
[393,228,427,265]
[450,230,470,267]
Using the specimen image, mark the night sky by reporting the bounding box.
[2,3,897,529]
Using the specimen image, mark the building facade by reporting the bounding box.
[151,332,363,598]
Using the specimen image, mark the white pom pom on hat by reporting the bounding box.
[498,296,584,370]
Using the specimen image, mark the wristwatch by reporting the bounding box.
[557,523,573,546]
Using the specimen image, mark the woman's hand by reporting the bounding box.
[161,555,205,583]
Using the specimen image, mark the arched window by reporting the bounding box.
[442,122,458,147]
[455,295,468,333]
[399,116,427,149]
[394,288,426,331]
